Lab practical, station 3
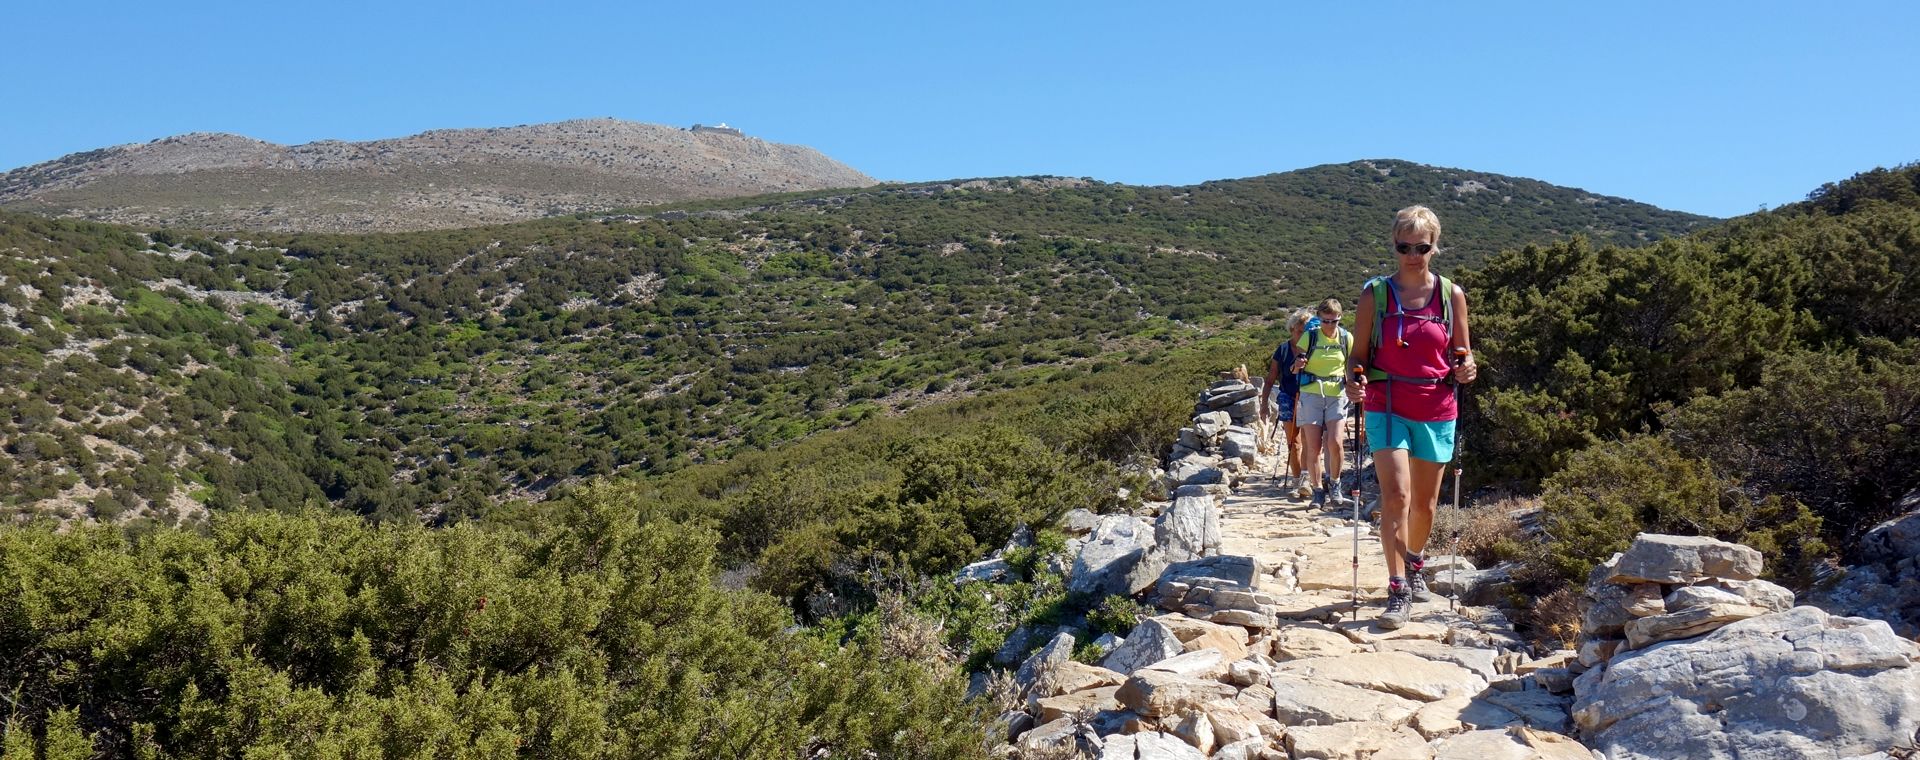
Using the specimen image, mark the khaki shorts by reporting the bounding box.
[1296,392,1350,427]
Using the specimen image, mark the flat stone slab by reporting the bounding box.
[1297,547,1391,593]
[1271,622,1365,660]
[1272,651,1488,702]
[1285,722,1431,760]
[1269,673,1423,726]
[1034,685,1122,723]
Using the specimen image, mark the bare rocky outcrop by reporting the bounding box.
[0,118,875,232]
[1572,533,1920,759]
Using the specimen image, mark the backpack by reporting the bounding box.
[1363,273,1455,383]
[1299,326,1353,388]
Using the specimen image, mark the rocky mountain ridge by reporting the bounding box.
[0,118,875,232]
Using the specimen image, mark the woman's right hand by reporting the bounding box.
[1346,372,1367,404]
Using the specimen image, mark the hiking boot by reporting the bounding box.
[1379,589,1411,629]
[1406,569,1437,603]
[1293,481,1312,500]
[1310,488,1327,507]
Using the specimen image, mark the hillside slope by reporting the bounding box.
[0,119,875,232]
[0,161,1706,523]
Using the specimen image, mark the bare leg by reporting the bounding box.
[1284,420,1302,476]
[1300,423,1325,486]
[1325,417,1345,486]
[1375,447,1412,580]
[1405,458,1446,555]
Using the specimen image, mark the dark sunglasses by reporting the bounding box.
[1395,242,1435,255]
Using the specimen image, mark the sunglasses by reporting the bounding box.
[1395,242,1435,255]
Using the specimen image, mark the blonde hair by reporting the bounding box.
[1316,298,1343,317]
[1392,205,1443,248]
[1286,308,1314,333]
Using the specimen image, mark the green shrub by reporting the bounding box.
[1665,345,1920,545]
[0,510,988,759]
[1535,434,1824,586]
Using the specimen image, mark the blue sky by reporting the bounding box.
[5,1,1915,218]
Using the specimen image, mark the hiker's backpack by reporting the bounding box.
[1298,325,1353,388]
[1363,273,1455,382]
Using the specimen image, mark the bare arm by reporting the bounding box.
[1347,289,1375,402]
[1450,283,1476,383]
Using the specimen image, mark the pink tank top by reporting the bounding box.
[1362,275,1456,422]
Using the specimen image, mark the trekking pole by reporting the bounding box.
[1349,365,1366,621]
[1447,346,1469,613]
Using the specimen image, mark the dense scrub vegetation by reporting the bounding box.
[0,507,988,759]
[1464,163,1920,586]
[0,336,1253,757]
[0,161,1703,524]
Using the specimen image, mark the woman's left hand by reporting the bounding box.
[1454,357,1478,384]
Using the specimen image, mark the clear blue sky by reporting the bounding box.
[6,1,1915,218]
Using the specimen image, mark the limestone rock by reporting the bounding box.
[1622,602,1769,649]
[1015,716,1081,754]
[1228,657,1272,687]
[1704,577,1795,612]
[995,623,1060,666]
[1271,623,1364,660]
[1210,738,1269,760]
[1193,410,1235,437]
[1580,555,1633,638]
[1209,608,1279,629]
[1133,730,1208,759]
[1102,619,1185,675]
[1152,613,1249,660]
[1268,672,1423,726]
[1480,688,1573,733]
[1139,648,1229,682]
[1168,455,1219,485]
[1172,711,1216,755]
[1375,639,1501,680]
[1272,651,1488,702]
[1663,584,1749,612]
[1028,660,1126,705]
[1622,583,1666,618]
[1575,638,1619,668]
[1060,508,1103,536]
[1607,533,1763,584]
[1015,631,1077,696]
[1430,728,1589,760]
[1285,723,1431,760]
[1574,606,1920,759]
[954,556,1011,585]
[1858,491,1920,564]
[1114,668,1237,717]
[1071,514,1156,597]
[1157,495,1222,561]
[1034,684,1122,723]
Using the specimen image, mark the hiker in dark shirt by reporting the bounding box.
[1262,309,1312,490]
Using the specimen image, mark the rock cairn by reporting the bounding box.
[1571,533,1920,759]
[1155,375,1266,493]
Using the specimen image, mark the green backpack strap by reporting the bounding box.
[1365,274,1454,381]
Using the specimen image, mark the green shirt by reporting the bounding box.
[1295,326,1351,397]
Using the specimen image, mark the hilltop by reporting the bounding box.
[0,118,875,232]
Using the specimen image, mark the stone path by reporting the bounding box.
[1012,441,1595,759]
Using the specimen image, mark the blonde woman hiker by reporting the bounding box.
[1289,299,1354,508]
[1261,309,1313,490]
[1346,205,1478,629]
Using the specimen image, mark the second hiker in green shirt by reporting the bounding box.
[1289,298,1354,507]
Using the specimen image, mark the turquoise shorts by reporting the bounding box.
[1364,412,1456,463]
